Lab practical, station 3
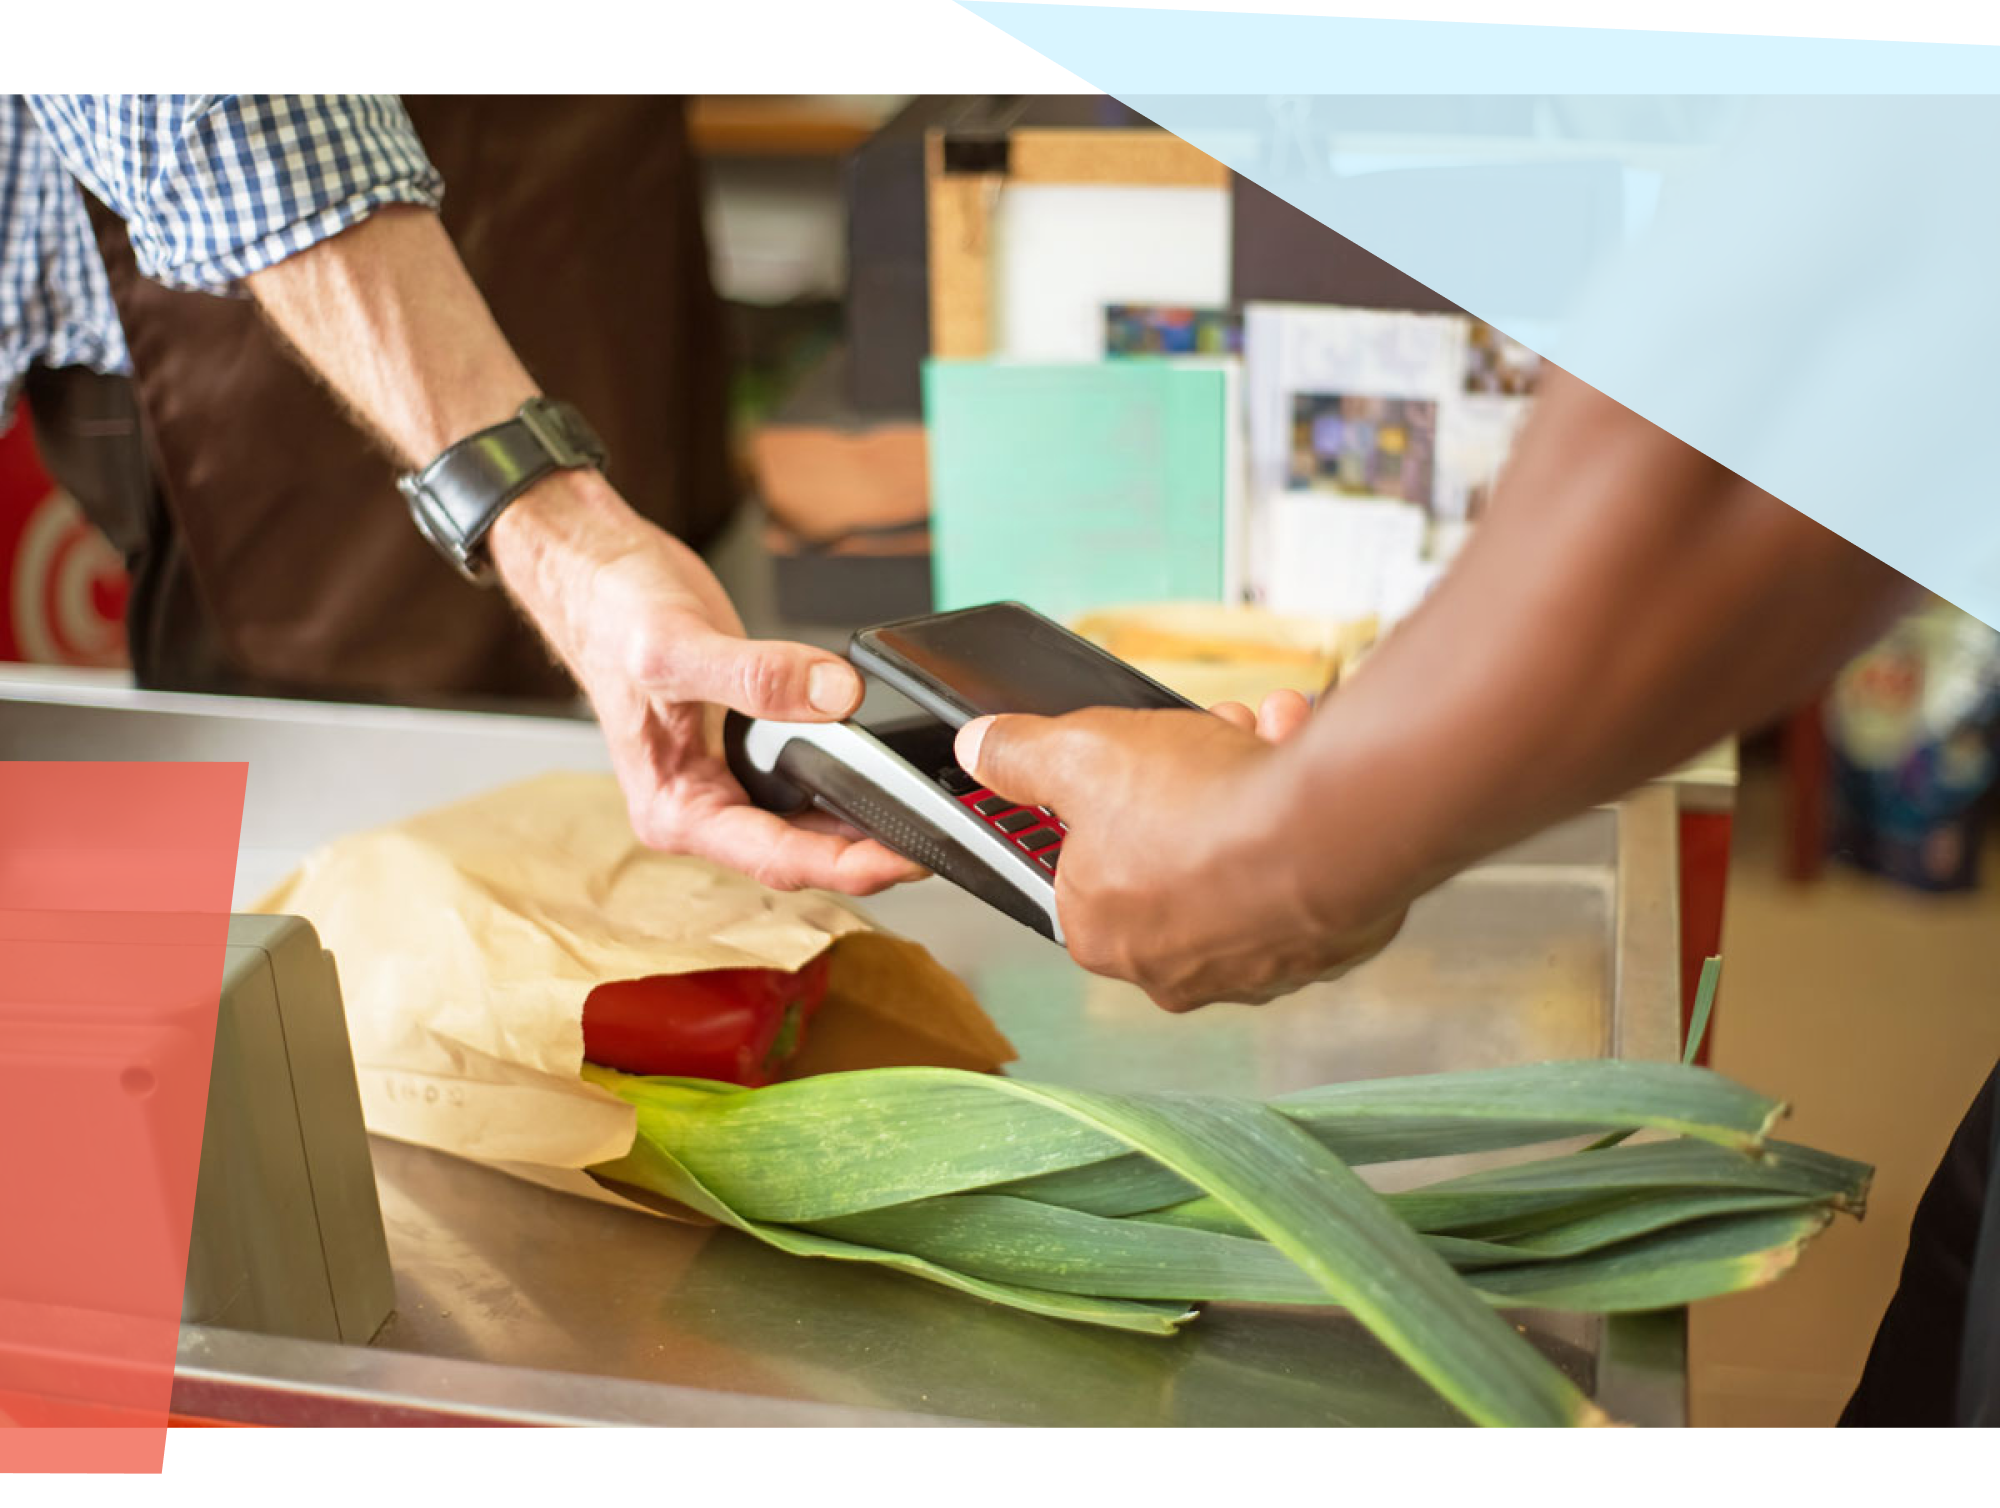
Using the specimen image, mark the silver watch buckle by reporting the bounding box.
[397,473,490,584]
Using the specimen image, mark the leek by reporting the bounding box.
[584,1058,1865,1427]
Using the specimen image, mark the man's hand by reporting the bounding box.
[491,472,924,896]
[954,690,1406,1011]
[246,205,922,895]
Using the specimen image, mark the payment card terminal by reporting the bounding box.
[723,602,1197,944]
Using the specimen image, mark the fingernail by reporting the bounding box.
[809,661,859,716]
[956,715,994,773]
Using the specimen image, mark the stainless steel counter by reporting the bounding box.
[0,671,1686,1426]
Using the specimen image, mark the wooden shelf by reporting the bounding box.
[689,96,898,158]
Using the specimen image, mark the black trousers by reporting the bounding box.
[1842,1061,1999,1426]
[21,363,254,694]
[24,363,332,697]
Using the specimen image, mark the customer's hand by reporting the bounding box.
[1204,690,1316,745]
[954,690,1406,1010]
[490,475,924,895]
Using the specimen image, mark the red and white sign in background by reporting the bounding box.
[0,403,130,668]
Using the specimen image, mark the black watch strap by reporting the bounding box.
[397,397,608,585]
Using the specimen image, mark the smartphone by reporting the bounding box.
[848,602,1200,726]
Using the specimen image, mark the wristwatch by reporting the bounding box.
[396,397,609,585]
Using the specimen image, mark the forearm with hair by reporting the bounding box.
[245,204,540,464]
[242,203,652,640]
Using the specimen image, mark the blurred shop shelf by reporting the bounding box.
[690,96,910,158]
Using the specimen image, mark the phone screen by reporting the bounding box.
[862,604,1194,721]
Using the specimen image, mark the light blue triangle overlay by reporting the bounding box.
[963,5,2000,93]
[962,6,2000,627]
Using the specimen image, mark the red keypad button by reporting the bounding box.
[957,788,1063,876]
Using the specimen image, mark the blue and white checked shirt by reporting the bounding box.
[0,94,443,418]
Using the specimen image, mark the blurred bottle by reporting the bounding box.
[1824,598,2000,892]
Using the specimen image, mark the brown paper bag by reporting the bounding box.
[256,771,1014,1211]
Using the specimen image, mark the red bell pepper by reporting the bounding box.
[581,952,833,1087]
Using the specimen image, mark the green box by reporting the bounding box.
[924,360,1228,622]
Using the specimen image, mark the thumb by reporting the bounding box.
[638,627,863,722]
[956,713,1067,808]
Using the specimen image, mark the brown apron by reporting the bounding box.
[73,95,734,704]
